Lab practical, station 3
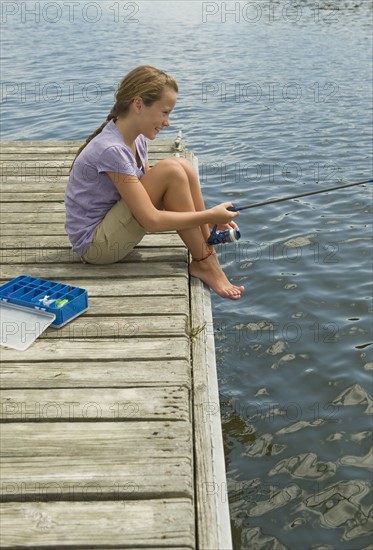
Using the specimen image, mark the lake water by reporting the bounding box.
[1,1,372,548]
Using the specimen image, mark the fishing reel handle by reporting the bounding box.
[207,224,241,245]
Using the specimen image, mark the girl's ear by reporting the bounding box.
[132,96,143,112]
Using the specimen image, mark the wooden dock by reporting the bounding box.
[0,138,232,549]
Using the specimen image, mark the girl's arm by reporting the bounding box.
[107,171,237,233]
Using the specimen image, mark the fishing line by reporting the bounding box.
[208,178,372,245]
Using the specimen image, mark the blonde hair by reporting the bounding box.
[70,65,178,170]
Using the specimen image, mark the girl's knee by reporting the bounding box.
[170,157,198,180]
[155,158,188,180]
[171,157,195,173]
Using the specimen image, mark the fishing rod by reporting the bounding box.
[208,178,373,245]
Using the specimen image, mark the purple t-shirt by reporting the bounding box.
[64,119,148,257]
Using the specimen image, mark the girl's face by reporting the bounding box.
[138,87,177,140]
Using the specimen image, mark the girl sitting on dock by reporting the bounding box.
[65,65,244,299]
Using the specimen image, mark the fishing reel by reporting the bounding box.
[207,224,241,245]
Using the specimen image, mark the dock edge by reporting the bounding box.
[190,154,233,550]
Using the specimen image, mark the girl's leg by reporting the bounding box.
[170,157,211,242]
[140,159,244,299]
[141,159,210,259]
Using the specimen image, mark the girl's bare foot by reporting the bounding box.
[188,252,244,299]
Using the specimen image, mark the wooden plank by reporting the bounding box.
[0,155,187,176]
[0,222,69,234]
[0,213,64,223]
[0,143,185,154]
[0,359,191,389]
[1,141,85,147]
[0,159,185,182]
[0,151,182,161]
[0,458,194,502]
[0,151,185,161]
[68,277,187,295]
[39,315,187,339]
[0,154,193,187]
[0,500,194,548]
[190,277,219,550]
[70,295,188,315]
[0,421,192,499]
[0,233,184,248]
[0,295,188,318]
[0,138,184,147]
[0,149,184,156]
[1,202,67,212]
[1,181,69,189]
[0,150,189,187]
[0,212,75,223]
[0,338,189,362]
[0,138,184,148]
[0,420,191,460]
[1,193,66,201]
[0,262,188,280]
[190,276,233,550]
[0,246,187,264]
[0,387,189,422]
[0,278,188,297]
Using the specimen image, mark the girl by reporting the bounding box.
[65,65,244,299]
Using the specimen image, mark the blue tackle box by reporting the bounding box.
[0,276,89,350]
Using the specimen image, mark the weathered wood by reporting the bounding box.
[1,247,187,264]
[190,277,219,550]
[1,296,188,320]
[0,212,75,223]
[84,295,189,314]
[0,421,193,501]
[1,202,67,212]
[0,154,187,176]
[1,181,69,189]
[0,139,230,549]
[0,151,184,161]
[0,338,190,362]
[0,232,183,248]
[190,276,232,550]
[1,213,64,223]
[0,137,184,148]
[0,153,186,163]
[0,360,191,389]
[39,315,187,339]
[0,262,188,280]
[0,387,189,422]
[0,278,188,297]
[0,150,191,187]
[0,500,194,548]
[0,295,188,319]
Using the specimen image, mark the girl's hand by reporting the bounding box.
[209,202,240,224]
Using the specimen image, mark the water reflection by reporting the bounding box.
[242,433,286,458]
[269,453,337,480]
[332,384,373,415]
[339,448,373,471]
[240,527,287,550]
[304,480,372,541]
[221,380,372,548]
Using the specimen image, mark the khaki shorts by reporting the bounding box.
[81,200,146,265]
